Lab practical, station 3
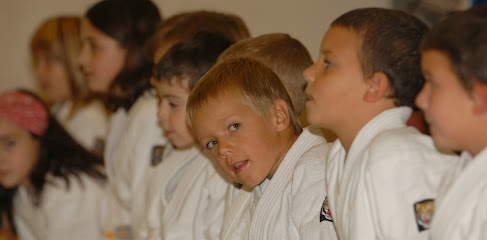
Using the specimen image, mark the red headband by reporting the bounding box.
[0,91,49,136]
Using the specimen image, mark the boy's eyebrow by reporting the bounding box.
[0,133,13,141]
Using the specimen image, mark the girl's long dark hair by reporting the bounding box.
[85,0,161,111]
[0,89,106,232]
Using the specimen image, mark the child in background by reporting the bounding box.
[133,10,250,239]
[30,16,108,153]
[0,90,107,240]
[187,58,337,239]
[304,8,458,239]
[215,33,336,239]
[415,10,487,239]
[139,32,233,240]
[78,0,163,238]
[145,10,250,65]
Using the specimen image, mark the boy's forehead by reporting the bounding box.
[320,26,362,60]
[195,91,252,116]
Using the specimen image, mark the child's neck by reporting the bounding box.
[267,131,300,179]
[337,103,395,152]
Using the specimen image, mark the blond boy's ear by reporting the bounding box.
[272,99,291,132]
[472,81,487,115]
[363,71,390,102]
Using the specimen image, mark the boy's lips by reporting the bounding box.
[231,160,249,175]
[164,130,174,137]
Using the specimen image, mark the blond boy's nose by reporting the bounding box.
[218,141,232,158]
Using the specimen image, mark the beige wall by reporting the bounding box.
[0,0,391,93]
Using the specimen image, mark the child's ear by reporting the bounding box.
[472,81,487,115]
[272,99,291,132]
[363,71,390,102]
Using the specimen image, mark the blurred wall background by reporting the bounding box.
[0,0,392,92]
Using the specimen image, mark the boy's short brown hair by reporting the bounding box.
[332,8,428,109]
[217,33,312,115]
[146,10,250,60]
[421,10,487,90]
[187,58,302,135]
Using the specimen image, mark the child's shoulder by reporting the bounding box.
[41,173,106,207]
[127,90,159,122]
[367,126,457,167]
[292,142,331,189]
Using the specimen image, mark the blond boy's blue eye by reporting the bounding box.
[207,140,217,150]
[229,123,239,131]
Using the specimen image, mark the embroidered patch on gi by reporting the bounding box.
[413,198,434,231]
[151,145,165,166]
[115,225,132,240]
[320,196,333,222]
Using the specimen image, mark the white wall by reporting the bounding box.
[0,0,391,93]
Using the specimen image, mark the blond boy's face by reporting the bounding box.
[416,50,474,152]
[303,26,367,132]
[153,78,196,148]
[191,93,287,187]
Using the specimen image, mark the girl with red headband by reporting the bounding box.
[0,90,107,240]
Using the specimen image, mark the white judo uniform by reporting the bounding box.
[248,127,337,240]
[103,91,167,239]
[53,100,108,152]
[14,174,107,240]
[220,183,252,240]
[135,143,231,240]
[325,107,458,240]
[430,148,487,239]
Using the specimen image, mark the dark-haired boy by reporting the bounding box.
[304,8,458,239]
[416,9,487,240]
[136,31,234,240]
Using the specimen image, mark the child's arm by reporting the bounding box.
[361,130,457,239]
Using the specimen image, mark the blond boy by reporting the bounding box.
[187,58,337,239]
[214,33,335,239]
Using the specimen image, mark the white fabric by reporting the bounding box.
[248,127,336,240]
[430,148,487,239]
[220,184,252,240]
[14,174,107,240]
[220,125,327,240]
[53,100,108,151]
[134,144,195,240]
[134,143,231,240]
[103,91,167,239]
[325,107,458,240]
[160,148,230,240]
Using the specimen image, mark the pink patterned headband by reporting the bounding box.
[0,91,49,136]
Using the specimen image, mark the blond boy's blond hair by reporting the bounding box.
[145,10,250,60]
[217,33,312,115]
[187,57,302,135]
